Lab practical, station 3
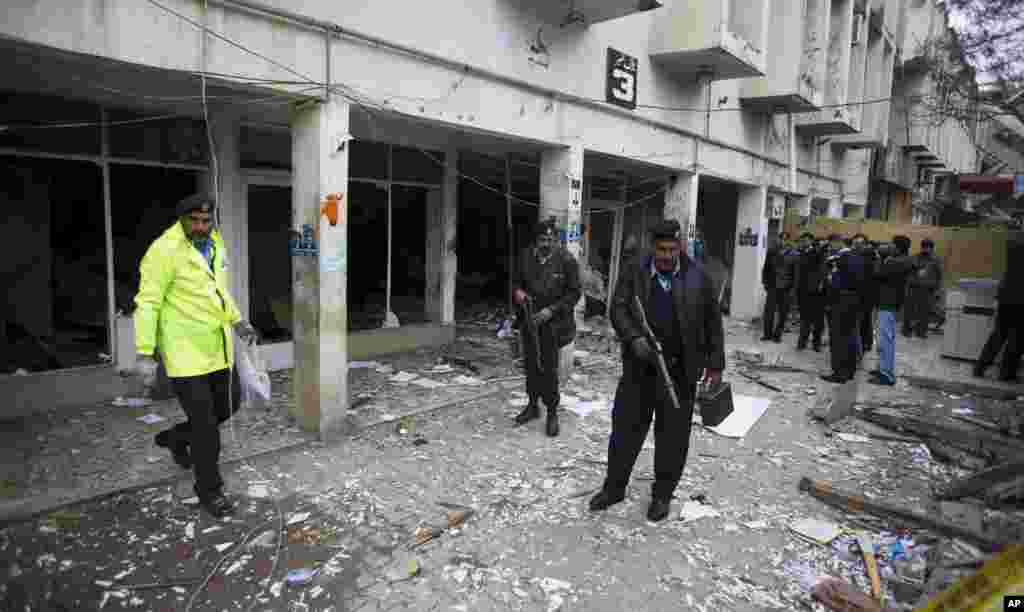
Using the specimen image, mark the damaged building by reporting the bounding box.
[2,0,912,429]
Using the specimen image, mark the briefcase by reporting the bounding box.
[697,381,734,427]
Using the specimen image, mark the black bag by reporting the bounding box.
[697,381,734,427]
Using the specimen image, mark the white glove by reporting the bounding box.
[135,355,159,391]
[234,321,259,344]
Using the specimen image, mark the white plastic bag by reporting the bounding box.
[237,340,271,403]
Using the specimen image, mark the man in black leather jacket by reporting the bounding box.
[795,232,827,352]
[589,219,725,522]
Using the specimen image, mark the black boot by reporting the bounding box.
[546,407,559,437]
[155,431,192,470]
[514,401,540,426]
[588,488,625,511]
[647,498,671,522]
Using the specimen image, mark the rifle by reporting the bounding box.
[520,299,544,373]
[632,295,680,411]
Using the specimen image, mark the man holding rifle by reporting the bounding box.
[511,217,582,438]
[590,219,725,522]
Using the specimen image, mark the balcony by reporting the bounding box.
[833,12,896,149]
[649,0,768,81]
[512,0,662,26]
[740,0,827,112]
[796,0,859,136]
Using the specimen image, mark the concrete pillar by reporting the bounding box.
[828,198,844,219]
[290,99,350,439]
[202,110,247,319]
[794,195,812,218]
[730,185,770,320]
[425,149,458,324]
[540,144,584,381]
[664,172,699,246]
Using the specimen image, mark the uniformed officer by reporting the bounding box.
[511,217,582,437]
[589,219,725,522]
[795,232,827,352]
[903,238,943,339]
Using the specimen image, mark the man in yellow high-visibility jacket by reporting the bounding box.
[133,193,257,518]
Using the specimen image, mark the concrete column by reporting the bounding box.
[664,173,699,246]
[731,185,770,320]
[203,110,247,319]
[540,144,584,381]
[425,149,457,325]
[290,99,350,439]
[828,198,844,219]
[794,195,812,218]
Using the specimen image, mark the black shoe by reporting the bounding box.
[999,376,1020,384]
[869,369,881,377]
[546,409,559,437]
[868,375,895,386]
[199,493,235,519]
[647,498,671,522]
[813,344,822,353]
[155,432,192,470]
[820,373,849,384]
[588,489,625,512]
[760,335,772,342]
[772,336,783,344]
[514,402,540,426]
[972,368,986,379]
[796,341,807,351]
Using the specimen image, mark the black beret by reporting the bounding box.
[176,193,216,217]
[536,216,558,237]
[650,219,682,241]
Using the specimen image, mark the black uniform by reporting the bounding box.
[903,252,943,338]
[825,248,868,382]
[767,246,800,341]
[796,243,828,351]
[761,244,779,340]
[858,246,881,352]
[511,241,581,412]
[602,251,726,503]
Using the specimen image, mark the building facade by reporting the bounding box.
[3,0,910,427]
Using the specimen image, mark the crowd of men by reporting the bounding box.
[761,231,945,386]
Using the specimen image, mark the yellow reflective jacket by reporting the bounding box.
[134,223,242,378]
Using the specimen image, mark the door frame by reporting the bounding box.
[244,170,292,371]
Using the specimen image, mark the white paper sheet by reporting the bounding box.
[703,395,771,438]
[679,500,721,523]
[389,371,418,383]
[565,400,607,419]
[137,414,166,425]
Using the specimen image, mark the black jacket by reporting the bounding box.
[875,255,915,311]
[908,253,943,290]
[512,245,582,348]
[773,247,800,291]
[611,253,726,386]
[762,246,779,289]
[796,246,828,295]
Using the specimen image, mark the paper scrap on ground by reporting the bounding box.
[451,375,482,386]
[703,395,770,438]
[679,501,721,523]
[389,372,419,383]
[429,364,455,373]
[248,484,270,499]
[137,414,166,425]
[348,361,380,369]
[744,520,769,529]
[573,350,590,360]
[508,397,529,408]
[790,518,842,545]
[837,433,871,443]
[565,400,607,419]
[952,407,975,416]
[411,378,445,389]
[286,512,311,526]
[214,542,233,553]
[114,397,153,408]
[560,394,579,407]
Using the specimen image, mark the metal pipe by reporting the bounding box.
[385,145,393,322]
[101,109,117,365]
[209,0,841,188]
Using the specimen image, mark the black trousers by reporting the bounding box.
[798,293,825,348]
[829,293,860,379]
[977,304,1024,380]
[903,287,934,337]
[522,320,560,409]
[604,356,696,501]
[762,286,776,338]
[771,288,793,338]
[860,305,875,352]
[163,367,241,499]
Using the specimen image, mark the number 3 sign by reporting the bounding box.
[606,48,638,110]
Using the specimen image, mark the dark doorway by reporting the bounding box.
[0,156,108,373]
[347,181,388,331]
[696,176,740,313]
[248,184,292,342]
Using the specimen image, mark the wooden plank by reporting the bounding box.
[901,375,1019,401]
[858,411,1024,460]
[937,459,1024,501]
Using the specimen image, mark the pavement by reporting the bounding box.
[2,316,1022,611]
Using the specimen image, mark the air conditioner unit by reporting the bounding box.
[851,13,865,45]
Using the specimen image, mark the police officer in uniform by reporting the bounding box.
[511,217,582,437]
[589,219,725,522]
[903,238,942,339]
[795,232,827,352]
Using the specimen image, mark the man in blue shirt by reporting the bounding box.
[822,237,867,383]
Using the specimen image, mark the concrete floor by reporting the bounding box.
[1,318,1021,611]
